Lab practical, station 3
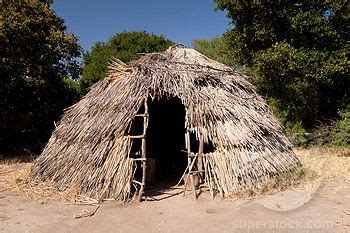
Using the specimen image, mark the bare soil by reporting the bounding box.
[1,148,349,233]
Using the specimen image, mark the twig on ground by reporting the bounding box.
[74,205,100,219]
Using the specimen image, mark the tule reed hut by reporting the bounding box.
[31,45,300,201]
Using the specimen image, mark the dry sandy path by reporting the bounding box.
[1,148,350,232]
[1,177,349,233]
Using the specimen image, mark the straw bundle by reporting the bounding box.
[31,45,299,200]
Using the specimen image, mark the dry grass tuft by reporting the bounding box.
[295,147,350,180]
[0,156,77,202]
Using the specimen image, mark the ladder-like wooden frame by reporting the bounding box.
[138,97,149,201]
[129,97,149,201]
[185,130,205,200]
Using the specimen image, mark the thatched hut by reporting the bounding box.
[31,45,300,201]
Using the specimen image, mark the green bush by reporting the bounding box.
[285,121,310,147]
[286,108,350,148]
[331,109,350,147]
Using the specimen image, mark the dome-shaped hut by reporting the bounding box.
[31,45,300,201]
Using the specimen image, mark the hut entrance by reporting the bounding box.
[128,96,216,199]
[145,96,187,193]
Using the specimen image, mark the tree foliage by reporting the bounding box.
[0,1,82,152]
[193,36,239,68]
[215,0,349,128]
[81,31,174,91]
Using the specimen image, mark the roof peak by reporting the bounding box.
[167,44,188,51]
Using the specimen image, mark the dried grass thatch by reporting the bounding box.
[31,45,300,201]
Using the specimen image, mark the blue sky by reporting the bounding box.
[52,0,231,52]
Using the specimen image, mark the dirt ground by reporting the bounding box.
[1,148,349,233]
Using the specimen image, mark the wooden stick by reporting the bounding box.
[74,205,100,219]
[132,158,146,161]
[203,156,214,199]
[175,154,198,187]
[190,174,197,200]
[188,153,206,157]
[185,131,190,151]
[184,130,191,196]
[189,170,206,174]
[132,180,143,186]
[197,131,204,182]
[186,131,191,165]
[127,135,144,139]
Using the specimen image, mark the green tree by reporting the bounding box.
[193,36,241,69]
[215,0,349,128]
[0,1,82,152]
[81,31,174,91]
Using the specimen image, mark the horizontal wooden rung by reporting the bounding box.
[126,135,145,139]
[188,154,206,157]
[189,170,205,174]
[132,158,147,161]
[135,114,148,117]
[132,180,143,186]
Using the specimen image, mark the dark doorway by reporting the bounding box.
[145,96,187,192]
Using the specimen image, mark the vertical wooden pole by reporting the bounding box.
[139,97,148,201]
[197,131,204,181]
[185,131,191,164]
[190,173,197,200]
[185,131,195,198]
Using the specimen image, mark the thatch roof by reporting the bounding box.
[31,45,300,201]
